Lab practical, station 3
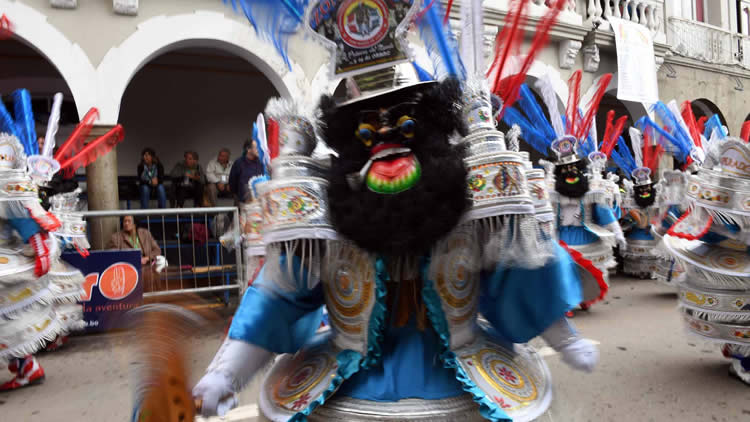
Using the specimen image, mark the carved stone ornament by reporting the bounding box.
[654,56,664,73]
[113,0,138,16]
[558,39,582,70]
[50,0,77,8]
[583,43,600,73]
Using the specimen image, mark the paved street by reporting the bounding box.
[2,275,749,422]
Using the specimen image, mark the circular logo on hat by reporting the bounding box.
[337,0,389,49]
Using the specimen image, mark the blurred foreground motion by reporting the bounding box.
[130,299,219,422]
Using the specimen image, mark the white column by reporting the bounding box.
[681,0,693,20]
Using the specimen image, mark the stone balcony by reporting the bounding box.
[668,16,750,70]
[585,0,667,43]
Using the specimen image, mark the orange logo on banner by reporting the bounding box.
[99,262,139,300]
[81,273,99,302]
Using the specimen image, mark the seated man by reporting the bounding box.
[205,148,232,206]
[170,151,206,208]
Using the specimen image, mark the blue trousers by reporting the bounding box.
[140,184,167,208]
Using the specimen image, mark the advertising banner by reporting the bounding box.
[62,249,143,333]
[609,17,659,104]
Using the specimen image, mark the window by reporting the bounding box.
[695,0,706,23]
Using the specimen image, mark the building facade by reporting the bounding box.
[0,0,748,203]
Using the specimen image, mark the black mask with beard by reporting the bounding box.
[633,183,656,208]
[319,79,470,256]
[554,160,589,198]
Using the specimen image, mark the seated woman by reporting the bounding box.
[107,215,161,266]
[137,148,167,209]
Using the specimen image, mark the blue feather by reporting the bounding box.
[649,102,693,162]
[223,0,308,70]
[0,97,19,140]
[579,130,596,158]
[12,89,37,156]
[417,0,465,81]
[252,122,268,177]
[412,61,434,82]
[502,106,551,156]
[636,115,689,162]
[518,84,556,142]
[611,136,637,177]
[703,114,726,141]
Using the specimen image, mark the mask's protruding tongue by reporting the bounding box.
[346,147,416,192]
[366,154,421,194]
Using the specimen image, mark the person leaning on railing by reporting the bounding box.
[107,215,161,266]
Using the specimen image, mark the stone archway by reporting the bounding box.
[0,0,96,116]
[584,72,648,122]
[96,11,309,124]
[692,98,728,128]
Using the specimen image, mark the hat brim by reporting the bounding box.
[337,81,438,110]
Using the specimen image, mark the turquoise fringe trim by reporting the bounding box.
[420,258,512,422]
[291,256,390,421]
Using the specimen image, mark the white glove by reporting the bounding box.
[152,255,167,273]
[558,338,599,373]
[616,235,627,251]
[192,371,238,417]
[194,339,272,417]
[541,318,599,372]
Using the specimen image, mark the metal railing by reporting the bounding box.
[82,207,243,298]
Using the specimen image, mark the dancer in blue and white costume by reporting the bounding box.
[502,72,627,311]
[194,2,599,420]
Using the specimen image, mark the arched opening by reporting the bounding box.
[0,39,79,140]
[118,45,279,204]
[691,98,728,130]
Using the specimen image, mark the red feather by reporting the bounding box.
[565,70,582,136]
[601,111,628,158]
[742,121,750,143]
[487,0,529,95]
[680,100,702,148]
[58,124,124,178]
[697,116,708,135]
[443,0,454,24]
[54,108,99,163]
[575,73,612,141]
[498,0,564,117]
[266,118,280,159]
[643,144,664,175]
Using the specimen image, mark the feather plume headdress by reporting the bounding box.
[0,90,124,182]
[500,69,613,164]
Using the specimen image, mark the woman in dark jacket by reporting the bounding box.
[137,148,167,208]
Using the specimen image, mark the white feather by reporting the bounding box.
[460,0,485,76]
[256,113,270,169]
[667,100,695,147]
[42,93,64,157]
[629,127,644,168]
[589,115,598,151]
[534,75,565,138]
